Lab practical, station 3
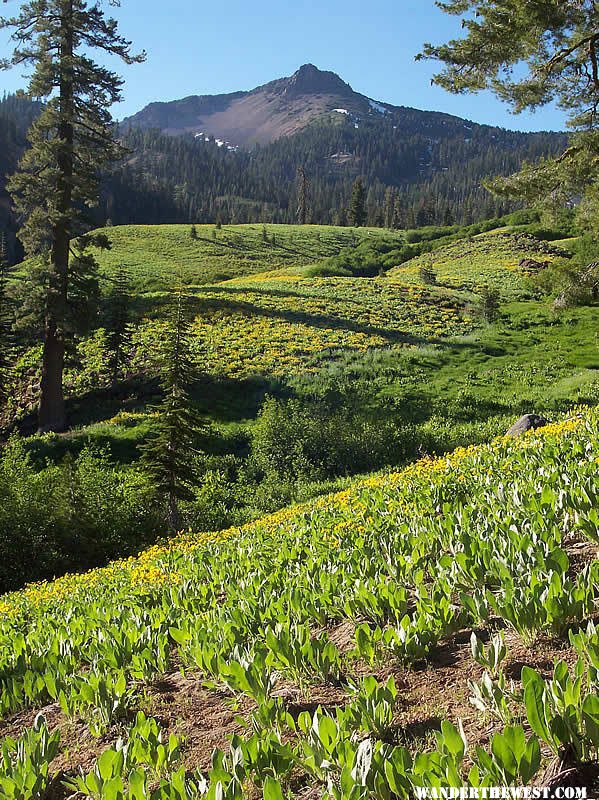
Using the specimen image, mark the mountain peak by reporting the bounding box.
[284,64,353,98]
[122,65,366,146]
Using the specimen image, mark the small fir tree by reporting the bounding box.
[392,197,404,230]
[105,265,131,390]
[384,186,396,229]
[443,206,454,227]
[296,166,309,225]
[480,286,501,322]
[349,178,367,227]
[141,288,205,531]
[419,263,437,286]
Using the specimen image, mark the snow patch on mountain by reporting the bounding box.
[369,99,388,114]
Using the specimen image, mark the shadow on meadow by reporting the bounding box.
[184,287,461,347]
[191,232,340,261]
[14,372,284,466]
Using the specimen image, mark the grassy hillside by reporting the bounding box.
[390,230,571,295]
[48,223,596,451]
[133,275,473,381]
[92,224,406,289]
[1,410,598,794]
[5,220,598,595]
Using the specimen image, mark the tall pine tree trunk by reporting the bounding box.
[167,492,181,533]
[38,317,66,432]
[38,0,73,433]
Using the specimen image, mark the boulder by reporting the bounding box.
[519,257,550,273]
[506,413,549,437]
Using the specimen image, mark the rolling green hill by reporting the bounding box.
[91,223,406,290]
[0,409,598,795]
[389,229,571,295]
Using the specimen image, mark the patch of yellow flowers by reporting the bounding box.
[0,407,593,622]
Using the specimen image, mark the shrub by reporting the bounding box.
[249,396,410,484]
[184,454,254,531]
[419,264,437,285]
[0,440,161,592]
[480,286,501,321]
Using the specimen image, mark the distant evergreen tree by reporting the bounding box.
[190,224,198,239]
[333,208,348,227]
[0,232,8,269]
[384,186,396,229]
[480,286,501,322]
[443,205,454,226]
[296,166,309,225]
[141,288,204,531]
[105,265,131,390]
[392,196,404,229]
[419,262,437,286]
[349,178,367,227]
[0,0,144,432]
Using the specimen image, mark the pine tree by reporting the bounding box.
[349,178,367,227]
[141,288,205,532]
[190,224,198,240]
[105,265,131,390]
[480,286,501,322]
[419,262,437,286]
[1,1,145,432]
[384,186,396,229]
[296,166,309,225]
[392,196,404,230]
[0,232,14,408]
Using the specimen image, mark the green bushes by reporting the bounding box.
[249,396,410,484]
[310,215,523,278]
[0,440,161,592]
[0,398,415,591]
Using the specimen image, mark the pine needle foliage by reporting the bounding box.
[0,0,144,431]
[105,264,131,389]
[140,288,205,532]
[0,231,15,408]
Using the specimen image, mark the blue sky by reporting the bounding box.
[1,0,567,132]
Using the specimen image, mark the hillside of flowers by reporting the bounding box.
[390,230,570,295]
[129,276,473,382]
[1,408,598,797]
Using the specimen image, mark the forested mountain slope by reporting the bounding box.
[0,78,567,233]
